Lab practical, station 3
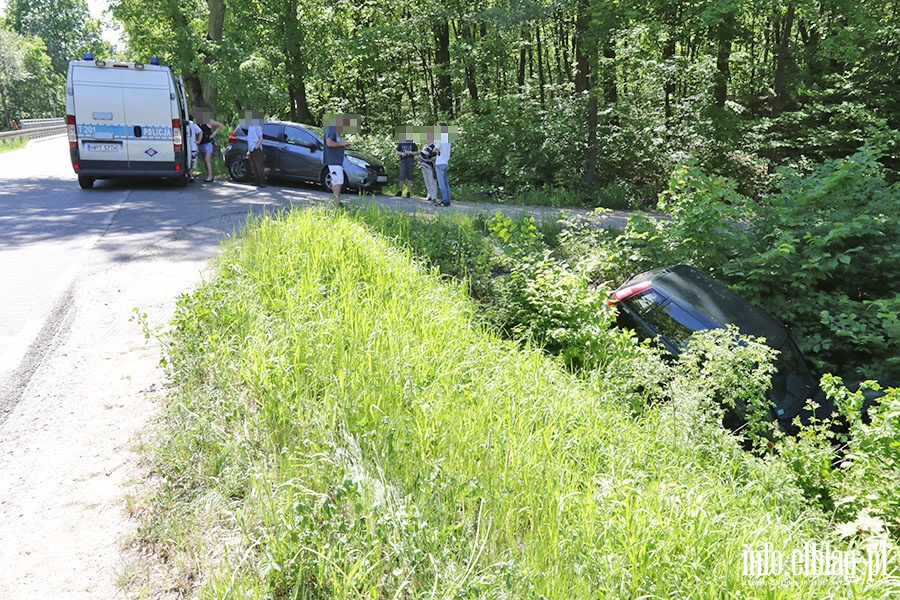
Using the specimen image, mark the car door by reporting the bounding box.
[276,125,323,182]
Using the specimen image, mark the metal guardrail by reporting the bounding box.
[1,118,67,142]
[20,118,65,129]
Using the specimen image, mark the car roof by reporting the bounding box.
[235,121,320,132]
[619,265,790,349]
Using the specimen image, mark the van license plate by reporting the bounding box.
[376,175,387,183]
[84,143,121,153]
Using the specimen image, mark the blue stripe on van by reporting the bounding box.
[77,123,174,141]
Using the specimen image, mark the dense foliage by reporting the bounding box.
[0,0,110,127]
[74,0,900,203]
[579,147,900,383]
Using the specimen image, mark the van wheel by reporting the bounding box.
[78,175,94,190]
[229,157,249,182]
[175,171,188,188]
[320,168,333,192]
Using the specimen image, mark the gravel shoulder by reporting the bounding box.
[0,243,209,598]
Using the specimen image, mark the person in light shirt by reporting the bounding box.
[187,115,202,182]
[243,111,266,188]
[434,122,452,206]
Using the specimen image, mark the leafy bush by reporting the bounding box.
[733,147,900,380]
[674,326,780,447]
[776,377,900,546]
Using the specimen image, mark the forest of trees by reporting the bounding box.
[2,0,898,204]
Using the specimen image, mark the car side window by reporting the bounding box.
[284,125,319,148]
[262,123,279,141]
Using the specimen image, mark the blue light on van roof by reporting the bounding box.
[149,57,159,65]
[83,52,94,60]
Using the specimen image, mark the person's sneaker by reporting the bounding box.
[405,192,411,198]
[439,201,450,207]
[395,190,402,196]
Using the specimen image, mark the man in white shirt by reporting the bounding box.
[187,116,202,182]
[244,111,266,188]
[434,122,452,206]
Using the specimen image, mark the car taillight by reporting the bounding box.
[228,132,236,144]
[608,281,653,306]
[66,114,77,146]
[172,118,183,149]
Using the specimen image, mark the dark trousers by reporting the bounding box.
[249,149,266,186]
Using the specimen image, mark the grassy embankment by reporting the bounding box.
[133,207,899,598]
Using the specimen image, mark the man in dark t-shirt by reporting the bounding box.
[395,135,418,198]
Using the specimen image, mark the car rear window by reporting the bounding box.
[624,288,667,316]
[642,300,710,350]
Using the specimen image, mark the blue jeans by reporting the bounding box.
[435,163,451,204]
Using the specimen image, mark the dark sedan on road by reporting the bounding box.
[224,120,388,192]
[609,265,840,435]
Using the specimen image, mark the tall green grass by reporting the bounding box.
[0,136,28,153]
[138,207,899,598]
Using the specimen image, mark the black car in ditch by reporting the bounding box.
[223,120,388,192]
[609,265,838,434]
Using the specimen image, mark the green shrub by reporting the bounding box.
[734,147,900,380]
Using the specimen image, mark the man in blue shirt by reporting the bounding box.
[323,114,352,206]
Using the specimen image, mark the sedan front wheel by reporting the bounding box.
[320,167,334,192]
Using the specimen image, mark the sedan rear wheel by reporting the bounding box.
[228,156,249,182]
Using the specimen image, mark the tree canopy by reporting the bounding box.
[2,0,898,202]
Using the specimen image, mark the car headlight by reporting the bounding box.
[346,155,368,169]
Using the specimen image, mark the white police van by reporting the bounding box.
[65,54,193,189]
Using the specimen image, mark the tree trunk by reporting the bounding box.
[772,3,795,116]
[460,24,479,110]
[714,15,734,108]
[574,0,597,185]
[280,0,313,124]
[434,18,453,118]
[662,35,675,134]
[536,25,545,108]
[202,0,227,114]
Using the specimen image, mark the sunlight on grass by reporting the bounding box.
[137,207,899,599]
